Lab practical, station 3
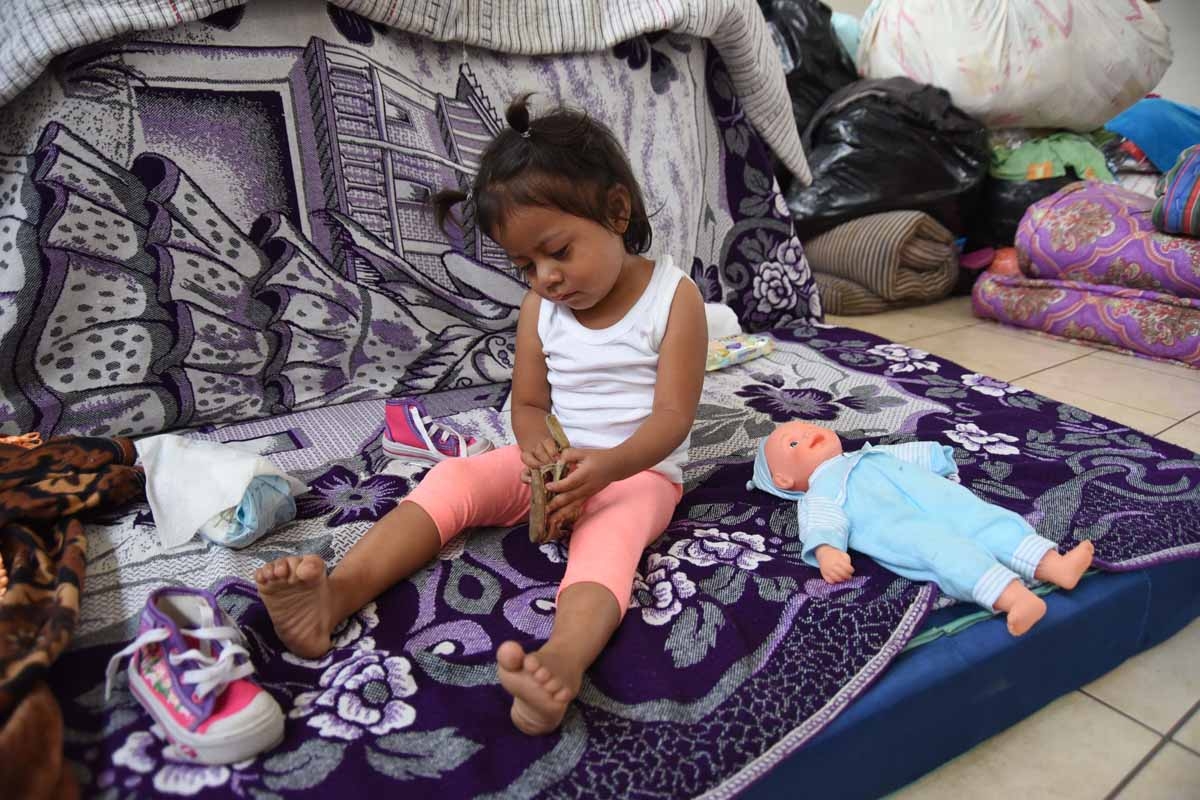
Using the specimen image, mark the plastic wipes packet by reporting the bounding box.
[706,334,775,372]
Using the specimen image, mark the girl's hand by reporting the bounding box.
[545,448,621,512]
[520,437,561,484]
[815,545,854,584]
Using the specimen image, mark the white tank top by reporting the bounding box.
[537,255,691,483]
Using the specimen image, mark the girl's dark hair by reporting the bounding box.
[432,93,652,254]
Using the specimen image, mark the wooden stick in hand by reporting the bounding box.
[528,414,580,543]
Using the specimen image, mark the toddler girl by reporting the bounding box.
[254,95,706,735]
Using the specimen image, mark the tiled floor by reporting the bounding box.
[826,296,1200,799]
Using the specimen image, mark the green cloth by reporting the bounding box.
[902,570,1098,652]
[991,132,1115,183]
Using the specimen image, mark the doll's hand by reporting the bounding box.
[545,448,621,512]
[520,436,561,483]
[816,546,854,583]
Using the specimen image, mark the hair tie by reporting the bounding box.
[520,129,532,139]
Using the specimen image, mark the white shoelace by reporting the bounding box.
[408,406,468,456]
[105,624,254,702]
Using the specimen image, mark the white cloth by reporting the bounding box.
[537,255,691,483]
[136,435,308,549]
[704,302,742,339]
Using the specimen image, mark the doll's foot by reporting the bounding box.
[496,640,581,735]
[1034,541,1094,590]
[255,555,334,659]
[994,580,1047,636]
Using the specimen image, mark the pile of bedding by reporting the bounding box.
[973,181,1200,366]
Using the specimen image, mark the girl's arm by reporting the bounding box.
[510,291,560,468]
[547,279,706,510]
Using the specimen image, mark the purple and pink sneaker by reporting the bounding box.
[105,587,284,764]
[382,397,494,462]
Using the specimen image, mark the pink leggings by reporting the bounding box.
[404,445,683,616]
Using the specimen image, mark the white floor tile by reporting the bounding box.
[1015,377,1177,437]
[891,692,1159,800]
[1115,742,1200,800]
[910,324,1091,382]
[1091,350,1200,385]
[1085,619,1200,734]
[1027,355,1200,421]
[826,309,977,343]
[1174,709,1200,754]
[1155,420,1200,454]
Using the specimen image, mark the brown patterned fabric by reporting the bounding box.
[0,437,144,721]
[0,681,79,800]
[805,211,959,315]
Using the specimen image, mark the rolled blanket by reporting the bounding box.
[805,211,959,315]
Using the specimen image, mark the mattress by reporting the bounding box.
[746,556,1200,799]
[53,324,1200,798]
[972,271,1200,367]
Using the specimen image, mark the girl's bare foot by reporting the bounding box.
[1034,541,1095,590]
[993,580,1047,636]
[254,555,335,659]
[496,640,582,735]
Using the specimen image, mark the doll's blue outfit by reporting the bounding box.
[749,441,1056,609]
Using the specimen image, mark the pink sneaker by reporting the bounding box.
[105,587,284,764]
[382,398,494,462]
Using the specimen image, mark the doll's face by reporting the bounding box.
[764,422,844,492]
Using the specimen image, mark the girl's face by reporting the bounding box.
[492,202,629,311]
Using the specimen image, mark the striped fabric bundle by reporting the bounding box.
[803,211,959,315]
[0,0,810,184]
[1152,145,1200,237]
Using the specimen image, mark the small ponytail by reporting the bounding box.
[505,92,533,137]
[431,92,653,255]
[431,188,470,235]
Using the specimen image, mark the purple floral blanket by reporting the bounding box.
[972,180,1200,367]
[53,326,1200,798]
[973,271,1200,367]
[1018,181,1200,300]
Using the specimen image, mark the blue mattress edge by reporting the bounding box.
[743,557,1200,800]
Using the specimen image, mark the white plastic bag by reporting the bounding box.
[858,0,1172,131]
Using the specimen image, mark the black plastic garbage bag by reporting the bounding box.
[787,77,990,240]
[970,174,1077,248]
[760,0,858,137]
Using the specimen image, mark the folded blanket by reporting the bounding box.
[805,211,959,315]
[1153,145,1200,237]
[1018,181,1200,300]
[972,272,1200,367]
[0,0,810,183]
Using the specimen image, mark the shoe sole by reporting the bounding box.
[128,663,285,765]
[380,434,494,462]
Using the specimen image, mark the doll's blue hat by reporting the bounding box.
[746,438,807,501]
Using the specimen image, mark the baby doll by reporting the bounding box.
[747,422,1094,635]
